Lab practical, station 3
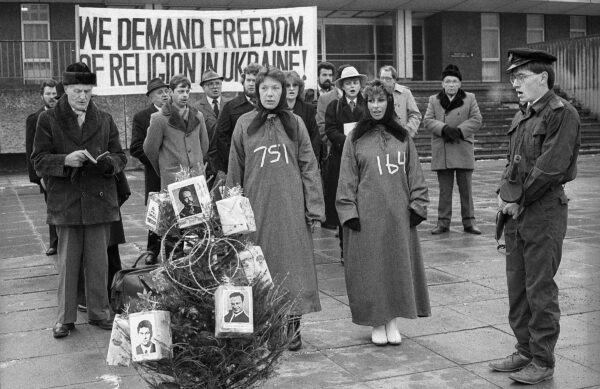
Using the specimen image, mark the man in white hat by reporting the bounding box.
[324,66,367,256]
[196,68,230,148]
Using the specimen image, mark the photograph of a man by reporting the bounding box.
[178,186,201,218]
[135,320,157,355]
[223,292,249,323]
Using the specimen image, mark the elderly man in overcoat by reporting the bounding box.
[130,78,170,264]
[196,68,229,148]
[32,62,127,338]
[423,64,483,235]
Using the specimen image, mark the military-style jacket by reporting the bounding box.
[499,90,580,206]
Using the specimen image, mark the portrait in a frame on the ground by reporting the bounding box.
[167,175,212,228]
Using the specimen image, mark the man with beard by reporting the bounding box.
[178,187,201,218]
[423,64,483,235]
[304,61,336,107]
[130,78,170,264]
[26,79,59,256]
[208,63,262,176]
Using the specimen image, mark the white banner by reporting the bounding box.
[76,6,318,95]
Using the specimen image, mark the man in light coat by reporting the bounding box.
[32,62,127,338]
[143,74,209,189]
[379,65,422,137]
[423,64,483,235]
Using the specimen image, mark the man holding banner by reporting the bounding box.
[208,63,262,176]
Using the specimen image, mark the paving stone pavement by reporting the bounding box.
[1,156,599,389]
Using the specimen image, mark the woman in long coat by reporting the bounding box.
[285,70,321,160]
[226,67,325,351]
[336,80,430,345]
[422,64,483,235]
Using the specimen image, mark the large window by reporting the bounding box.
[570,16,586,38]
[21,3,51,82]
[481,13,500,82]
[320,19,393,79]
[527,15,544,43]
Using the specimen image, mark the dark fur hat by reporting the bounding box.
[441,64,462,81]
[62,62,96,86]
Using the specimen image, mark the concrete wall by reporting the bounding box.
[500,13,527,83]
[0,3,22,40]
[424,13,442,81]
[588,16,600,35]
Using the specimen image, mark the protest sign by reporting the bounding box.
[76,6,317,95]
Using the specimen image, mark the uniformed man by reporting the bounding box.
[489,48,581,385]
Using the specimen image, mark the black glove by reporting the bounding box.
[345,218,361,232]
[96,156,114,176]
[409,209,425,227]
[441,125,461,143]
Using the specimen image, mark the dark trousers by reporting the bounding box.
[42,190,58,249]
[436,169,475,228]
[505,188,568,368]
[56,224,111,323]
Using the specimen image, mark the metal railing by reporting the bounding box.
[529,35,600,119]
[0,40,76,84]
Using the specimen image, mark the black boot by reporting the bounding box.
[287,315,302,351]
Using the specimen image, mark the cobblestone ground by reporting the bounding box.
[1,156,599,388]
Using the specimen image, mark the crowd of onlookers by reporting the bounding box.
[26,46,580,385]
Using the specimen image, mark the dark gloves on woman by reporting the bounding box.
[441,125,462,143]
[345,218,361,231]
[409,210,426,227]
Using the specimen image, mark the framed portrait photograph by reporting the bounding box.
[215,285,253,338]
[167,175,212,229]
[129,310,172,362]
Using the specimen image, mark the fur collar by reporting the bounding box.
[54,94,100,145]
[437,89,466,112]
[161,102,200,133]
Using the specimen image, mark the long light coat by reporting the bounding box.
[226,111,324,315]
[143,103,209,189]
[423,91,482,171]
[336,126,430,325]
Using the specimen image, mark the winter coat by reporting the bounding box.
[109,170,131,246]
[195,94,230,148]
[336,125,430,325]
[143,102,209,189]
[130,104,160,203]
[392,84,422,137]
[226,111,324,315]
[291,98,321,160]
[423,90,482,171]
[26,107,45,187]
[208,94,255,174]
[31,96,127,226]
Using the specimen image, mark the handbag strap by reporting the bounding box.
[133,251,156,268]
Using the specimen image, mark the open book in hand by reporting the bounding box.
[82,149,110,164]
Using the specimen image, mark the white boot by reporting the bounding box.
[385,318,402,345]
[371,325,387,345]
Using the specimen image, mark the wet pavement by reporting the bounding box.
[1,156,599,388]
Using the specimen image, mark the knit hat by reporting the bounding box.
[441,64,462,81]
[62,62,96,86]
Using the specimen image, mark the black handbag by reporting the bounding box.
[110,251,158,313]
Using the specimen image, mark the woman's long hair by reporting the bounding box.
[352,79,408,142]
[247,67,297,140]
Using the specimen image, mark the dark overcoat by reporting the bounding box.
[25,107,45,186]
[208,94,255,174]
[31,96,127,225]
[323,95,364,224]
[292,99,321,160]
[130,104,160,203]
[196,94,230,148]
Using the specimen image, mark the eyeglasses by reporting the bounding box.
[509,73,537,84]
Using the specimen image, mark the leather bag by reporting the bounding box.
[110,251,158,313]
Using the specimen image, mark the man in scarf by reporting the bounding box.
[423,64,483,235]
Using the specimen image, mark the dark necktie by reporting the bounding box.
[349,100,356,112]
[212,99,219,117]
